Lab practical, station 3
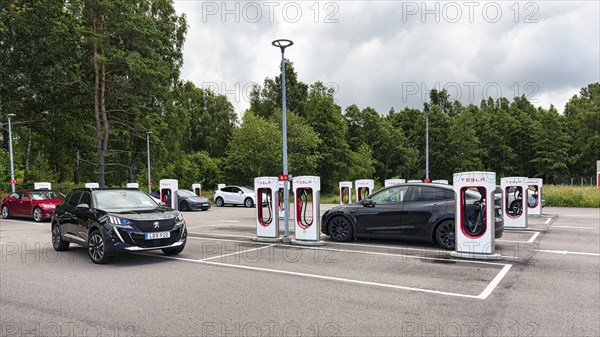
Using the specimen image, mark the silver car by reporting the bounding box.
[213,185,257,207]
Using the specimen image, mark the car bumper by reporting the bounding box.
[40,208,56,219]
[105,223,187,251]
[188,201,211,210]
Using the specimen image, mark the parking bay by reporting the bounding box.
[0,206,598,336]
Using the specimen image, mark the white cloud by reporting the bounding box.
[174,1,600,115]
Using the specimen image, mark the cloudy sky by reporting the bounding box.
[173,1,599,115]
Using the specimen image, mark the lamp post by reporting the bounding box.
[7,113,16,192]
[272,39,293,239]
[146,131,153,193]
[425,110,429,181]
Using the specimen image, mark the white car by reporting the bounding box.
[213,185,257,207]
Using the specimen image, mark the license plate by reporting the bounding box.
[145,232,170,240]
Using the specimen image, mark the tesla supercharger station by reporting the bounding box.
[126,183,139,189]
[254,177,280,242]
[339,181,353,205]
[527,178,543,216]
[433,180,449,184]
[217,183,225,190]
[277,181,291,218]
[407,180,422,183]
[192,183,201,196]
[450,171,501,260]
[501,177,528,228]
[355,179,374,202]
[384,179,405,187]
[85,183,99,188]
[159,179,178,209]
[34,182,51,190]
[292,176,324,246]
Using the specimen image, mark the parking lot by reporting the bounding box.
[1,206,598,336]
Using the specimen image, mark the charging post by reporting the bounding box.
[192,183,202,196]
[501,177,528,228]
[126,183,139,189]
[384,179,405,187]
[254,177,280,243]
[292,176,324,246]
[451,171,501,260]
[355,179,374,201]
[339,181,353,205]
[34,182,51,190]
[85,183,99,188]
[526,178,543,216]
[159,179,178,209]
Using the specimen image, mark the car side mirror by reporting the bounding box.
[22,197,30,202]
[361,198,375,207]
[238,191,243,194]
[76,203,90,211]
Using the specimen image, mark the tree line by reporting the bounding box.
[1,1,598,194]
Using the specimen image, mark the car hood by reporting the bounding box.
[102,207,178,220]
[180,196,209,202]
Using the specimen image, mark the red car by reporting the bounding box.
[1,190,64,222]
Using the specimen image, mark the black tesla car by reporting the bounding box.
[321,183,503,249]
[52,188,187,264]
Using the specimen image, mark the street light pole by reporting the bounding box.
[425,110,429,181]
[146,131,153,193]
[272,39,293,239]
[7,113,16,193]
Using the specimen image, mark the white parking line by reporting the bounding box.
[527,232,540,243]
[496,231,540,244]
[537,249,600,256]
[218,220,240,223]
[545,218,552,225]
[0,219,48,226]
[477,264,512,299]
[551,226,597,229]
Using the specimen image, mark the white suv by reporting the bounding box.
[213,186,256,207]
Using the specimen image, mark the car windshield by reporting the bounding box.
[240,186,254,193]
[178,189,196,197]
[30,191,64,200]
[93,190,157,209]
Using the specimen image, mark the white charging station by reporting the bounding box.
[277,181,291,219]
[450,171,501,260]
[527,178,543,216]
[501,177,528,228]
[192,183,201,196]
[339,181,353,205]
[292,176,324,246]
[159,179,178,209]
[253,177,280,242]
[433,180,449,184]
[85,183,99,188]
[126,183,139,189]
[355,179,374,202]
[217,183,225,190]
[384,179,405,187]
[34,182,51,190]
[407,180,422,183]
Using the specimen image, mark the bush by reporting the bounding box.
[543,185,600,208]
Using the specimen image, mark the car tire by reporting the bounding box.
[215,197,224,207]
[87,230,114,264]
[52,222,70,251]
[327,216,354,242]
[244,198,254,208]
[162,243,185,256]
[1,205,9,219]
[180,201,190,212]
[509,200,522,216]
[33,207,43,222]
[435,220,455,250]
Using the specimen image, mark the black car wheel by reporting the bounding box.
[180,201,190,212]
[1,205,9,219]
[215,197,224,207]
[328,216,354,242]
[33,207,43,222]
[52,223,70,251]
[435,220,455,250]
[509,199,522,216]
[244,198,254,208]
[87,230,113,264]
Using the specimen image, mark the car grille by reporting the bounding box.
[132,219,175,232]
[129,228,182,248]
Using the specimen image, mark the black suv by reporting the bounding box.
[52,188,187,264]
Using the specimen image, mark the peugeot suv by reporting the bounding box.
[52,188,187,264]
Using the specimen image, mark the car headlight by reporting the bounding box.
[175,212,184,223]
[41,204,56,209]
[107,215,132,227]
